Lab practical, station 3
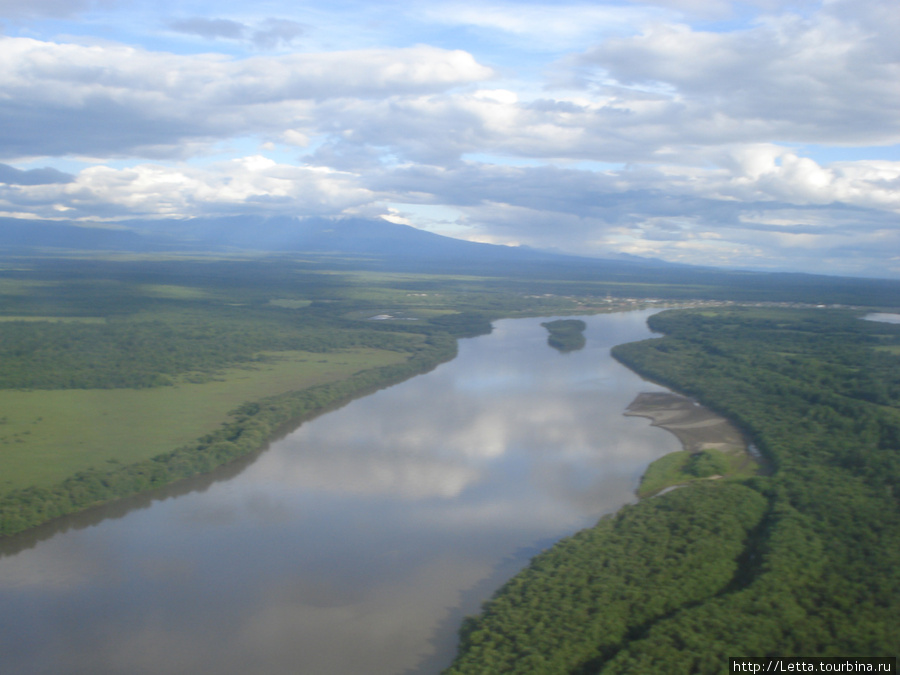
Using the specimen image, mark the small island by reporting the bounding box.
[541,319,587,353]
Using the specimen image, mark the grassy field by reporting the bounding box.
[0,347,407,493]
[635,448,757,498]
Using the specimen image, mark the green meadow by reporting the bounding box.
[635,447,756,498]
[0,348,407,493]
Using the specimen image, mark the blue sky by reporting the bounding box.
[1,0,898,278]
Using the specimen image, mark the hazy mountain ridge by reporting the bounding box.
[0,214,673,270]
[3,215,900,307]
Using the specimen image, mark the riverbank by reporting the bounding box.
[624,391,762,497]
[0,333,459,537]
[625,392,747,455]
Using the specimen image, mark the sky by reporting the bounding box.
[0,0,898,278]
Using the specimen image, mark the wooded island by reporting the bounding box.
[541,319,587,352]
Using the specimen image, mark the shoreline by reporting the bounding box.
[0,336,459,539]
[624,391,748,455]
[625,391,763,498]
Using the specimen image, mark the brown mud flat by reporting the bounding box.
[625,392,747,455]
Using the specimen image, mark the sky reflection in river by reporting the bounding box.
[0,310,681,675]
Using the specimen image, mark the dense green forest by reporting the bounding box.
[445,307,900,672]
[0,311,427,389]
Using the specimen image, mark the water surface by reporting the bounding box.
[864,312,900,324]
[0,310,681,675]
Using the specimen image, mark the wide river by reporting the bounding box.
[0,310,682,675]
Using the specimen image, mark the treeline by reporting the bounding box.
[0,331,457,536]
[445,307,900,673]
[0,311,422,389]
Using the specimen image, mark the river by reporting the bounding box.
[0,309,682,675]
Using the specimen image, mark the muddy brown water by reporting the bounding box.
[0,310,683,675]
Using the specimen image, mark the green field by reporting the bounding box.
[635,447,756,498]
[0,348,408,493]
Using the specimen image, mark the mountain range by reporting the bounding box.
[1,214,899,307]
[0,214,653,263]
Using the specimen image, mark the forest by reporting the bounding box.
[444,307,900,672]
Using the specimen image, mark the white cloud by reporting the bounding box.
[574,1,900,145]
[0,37,495,160]
[424,2,667,48]
[0,157,376,219]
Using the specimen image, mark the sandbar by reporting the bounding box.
[624,392,747,455]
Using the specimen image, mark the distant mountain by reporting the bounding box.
[0,214,669,271]
[2,214,900,307]
[0,217,164,251]
[0,214,570,259]
[133,214,577,260]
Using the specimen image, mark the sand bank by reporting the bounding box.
[624,392,747,455]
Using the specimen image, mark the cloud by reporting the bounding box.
[423,3,668,49]
[621,0,734,19]
[571,0,900,146]
[8,143,890,276]
[0,156,376,219]
[0,37,495,160]
[303,89,683,167]
[0,0,897,278]
[367,157,900,276]
[166,16,306,49]
[250,18,306,49]
[0,0,110,20]
[0,163,73,185]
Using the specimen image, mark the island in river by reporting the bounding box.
[540,319,587,352]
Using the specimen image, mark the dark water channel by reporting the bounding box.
[0,310,682,675]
